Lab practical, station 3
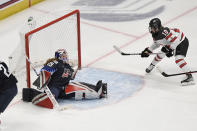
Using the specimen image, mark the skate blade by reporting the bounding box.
[181,81,195,86]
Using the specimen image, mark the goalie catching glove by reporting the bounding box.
[161,45,174,57]
[141,47,152,57]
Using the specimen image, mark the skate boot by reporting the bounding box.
[101,83,107,98]
[145,63,155,73]
[181,73,195,86]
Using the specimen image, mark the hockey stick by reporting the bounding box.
[157,66,197,77]
[113,45,163,56]
[71,67,79,80]
[25,57,70,111]
[26,56,40,76]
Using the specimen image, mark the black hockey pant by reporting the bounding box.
[175,37,189,57]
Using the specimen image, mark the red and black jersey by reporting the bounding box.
[149,27,185,51]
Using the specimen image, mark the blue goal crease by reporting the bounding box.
[59,67,144,109]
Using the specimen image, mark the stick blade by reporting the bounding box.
[161,72,169,77]
[156,66,169,77]
[113,45,131,55]
[113,45,122,54]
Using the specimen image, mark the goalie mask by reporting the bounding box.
[55,49,69,63]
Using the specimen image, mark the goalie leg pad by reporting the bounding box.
[32,93,53,109]
[22,88,42,102]
[65,81,103,100]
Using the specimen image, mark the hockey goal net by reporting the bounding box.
[9,10,81,89]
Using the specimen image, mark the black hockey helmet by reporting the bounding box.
[149,18,162,34]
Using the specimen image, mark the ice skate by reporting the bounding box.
[145,63,155,73]
[100,83,107,98]
[181,74,195,86]
[95,80,107,98]
[96,80,102,92]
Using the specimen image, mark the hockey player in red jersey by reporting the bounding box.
[141,18,195,86]
[23,49,107,109]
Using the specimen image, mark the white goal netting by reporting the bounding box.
[9,10,81,90]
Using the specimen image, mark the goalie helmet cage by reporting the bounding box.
[25,10,81,88]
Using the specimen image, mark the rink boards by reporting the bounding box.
[0,0,44,20]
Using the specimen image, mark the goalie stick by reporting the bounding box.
[157,66,197,77]
[26,56,40,76]
[113,45,163,56]
[26,57,71,111]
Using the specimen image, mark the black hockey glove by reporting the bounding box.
[161,46,174,58]
[141,47,152,58]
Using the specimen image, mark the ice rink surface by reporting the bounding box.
[0,0,197,131]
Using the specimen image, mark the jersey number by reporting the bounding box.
[47,60,58,67]
[0,65,11,77]
[162,30,169,36]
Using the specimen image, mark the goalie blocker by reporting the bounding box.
[22,80,107,109]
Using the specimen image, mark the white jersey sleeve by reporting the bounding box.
[148,42,160,51]
[150,27,185,50]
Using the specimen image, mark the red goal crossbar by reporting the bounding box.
[25,10,81,88]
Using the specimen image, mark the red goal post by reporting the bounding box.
[25,10,81,88]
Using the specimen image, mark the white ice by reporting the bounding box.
[0,0,197,131]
